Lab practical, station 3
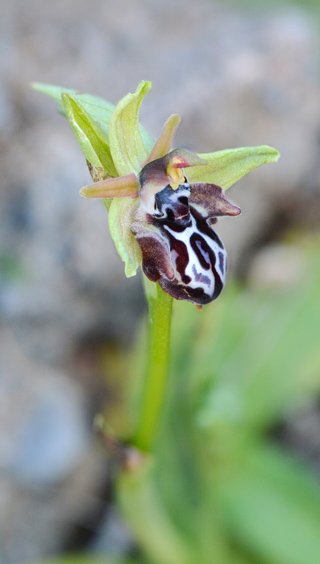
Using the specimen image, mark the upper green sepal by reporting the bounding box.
[109,81,154,176]
[186,145,280,190]
[61,93,118,178]
[31,82,154,164]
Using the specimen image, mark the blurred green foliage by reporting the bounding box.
[38,236,320,564]
[227,0,320,13]
[37,558,140,564]
[0,253,25,282]
[118,235,320,564]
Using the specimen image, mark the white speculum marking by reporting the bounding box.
[148,182,228,303]
[163,214,227,295]
[134,150,241,303]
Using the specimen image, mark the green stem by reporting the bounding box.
[132,277,173,452]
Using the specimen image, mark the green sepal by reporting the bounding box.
[61,93,118,178]
[186,145,280,190]
[109,81,154,176]
[31,82,154,157]
[108,197,142,277]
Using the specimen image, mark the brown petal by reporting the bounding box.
[131,222,175,282]
[189,183,241,218]
[80,173,139,199]
[143,114,181,166]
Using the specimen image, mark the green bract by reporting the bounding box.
[33,81,280,278]
[62,93,118,179]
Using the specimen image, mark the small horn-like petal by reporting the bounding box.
[143,114,181,166]
[80,173,139,199]
[189,183,241,218]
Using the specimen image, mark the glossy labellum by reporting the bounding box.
[131,152,241,306]
[132,183,226,304]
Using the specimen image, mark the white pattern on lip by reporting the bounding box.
[150,183,227,304]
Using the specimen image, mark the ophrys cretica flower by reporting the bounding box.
[33,81,279,305]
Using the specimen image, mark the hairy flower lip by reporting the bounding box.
[130,153,241,305]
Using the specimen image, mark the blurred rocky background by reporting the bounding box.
[1,0,320,562]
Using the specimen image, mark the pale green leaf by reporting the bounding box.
[32,82,115,124]
[108,198,141,277]
[32,82,154,155]
[109,81,153,176]
[217,443,320,564]
[61,94,118,178]
[186,145,280,190]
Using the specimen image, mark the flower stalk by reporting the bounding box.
[132,278,173,452]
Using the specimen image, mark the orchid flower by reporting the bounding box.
[82,144,241,305]
[33,81,279,306]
